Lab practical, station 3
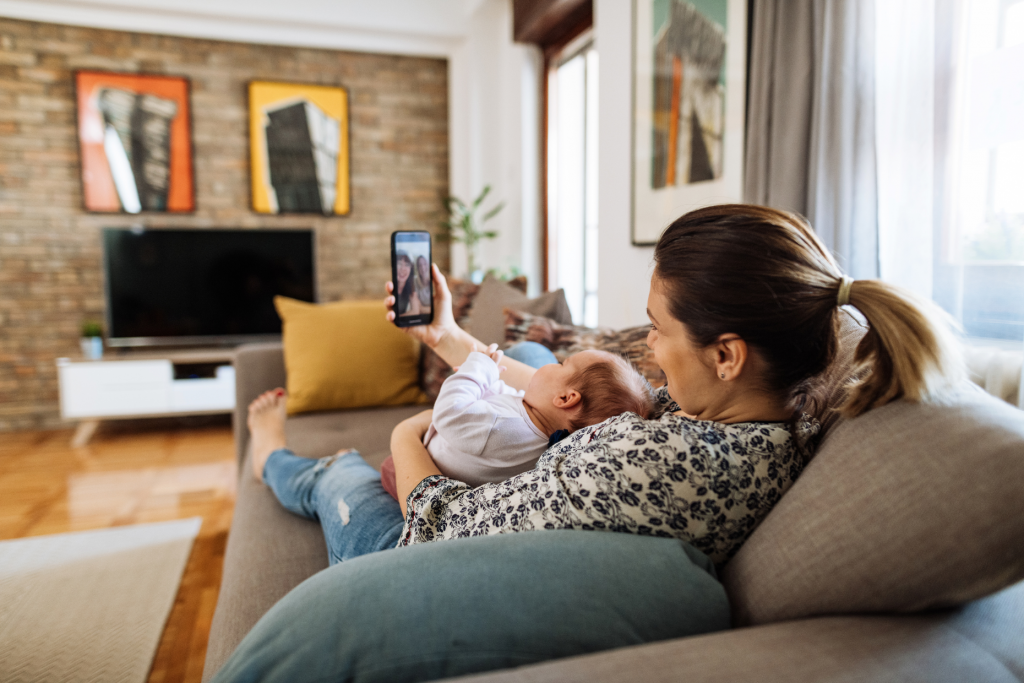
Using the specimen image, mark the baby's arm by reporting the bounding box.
[432,352,510,455]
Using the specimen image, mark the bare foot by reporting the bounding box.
[248,388,288,481]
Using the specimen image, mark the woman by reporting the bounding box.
[415,255,432,313]
[247,205,963,565]
[393,251,420,317]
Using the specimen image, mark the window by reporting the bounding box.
[547,40,599,327]
[939,0,1024,341]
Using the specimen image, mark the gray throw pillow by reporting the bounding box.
[723,382,1024,626]
[465,274,572,346]
[210,531,729,683]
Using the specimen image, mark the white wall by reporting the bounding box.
[0,0,544,288]
[594,0,656,329]
[449,1,543,290]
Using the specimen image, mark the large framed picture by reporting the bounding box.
[75,71,195,213]
[249,81,350,216]
[632,0,747,245]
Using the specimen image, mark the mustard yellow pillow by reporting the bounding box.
[275,296,428,415]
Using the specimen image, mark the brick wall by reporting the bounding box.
[0,18,450,431]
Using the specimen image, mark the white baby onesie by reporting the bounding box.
[425,351,549,486]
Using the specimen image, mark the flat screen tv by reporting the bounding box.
[103,228,316,347]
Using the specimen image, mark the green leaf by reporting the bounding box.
[472,185,492,208]
[81,320,103,337]
[482,202,505,222]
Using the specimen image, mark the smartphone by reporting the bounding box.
[391,230,434,327]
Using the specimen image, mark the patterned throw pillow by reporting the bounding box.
[503,310,666,388]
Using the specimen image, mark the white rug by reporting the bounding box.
[0,518,201,683]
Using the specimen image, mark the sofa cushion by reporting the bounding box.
[275,297,427,414]
[722,382,1024,626]
[466,273,572,346]
[284,404,430,468]
[209,532,730,683]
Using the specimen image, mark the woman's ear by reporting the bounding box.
[553,390,582,410]
[714,334,748,381]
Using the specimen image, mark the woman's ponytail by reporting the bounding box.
[653,204,966,422]
[839,280,965,417]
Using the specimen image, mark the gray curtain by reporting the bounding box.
[744,0,879,279]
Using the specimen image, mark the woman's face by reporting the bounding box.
[646,278,718,417]
[397,258,411,283]
[417,257,429,282]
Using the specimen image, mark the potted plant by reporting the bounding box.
[81,320,103,360]
[439,185,504,283]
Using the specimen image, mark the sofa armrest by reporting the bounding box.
[232,342,286,469]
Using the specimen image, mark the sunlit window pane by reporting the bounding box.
[548,42,598,327]
[940,0,1024,341]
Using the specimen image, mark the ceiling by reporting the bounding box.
[0,0,490,55]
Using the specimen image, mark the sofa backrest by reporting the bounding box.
[722,378,1024,626]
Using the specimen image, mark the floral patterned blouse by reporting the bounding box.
[399,386,816,565]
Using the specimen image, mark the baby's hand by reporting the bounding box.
[468,343,507,373]
[485,344,505,370]
[484,343,506,373]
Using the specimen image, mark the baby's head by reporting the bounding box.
[524,349,656,432]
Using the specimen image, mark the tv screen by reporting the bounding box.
[103,228,315,346]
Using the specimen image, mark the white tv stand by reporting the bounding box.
[57,348,236,447]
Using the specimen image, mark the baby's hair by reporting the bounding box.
[565,351,657,431]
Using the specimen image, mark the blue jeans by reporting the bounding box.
[263,341,558,564]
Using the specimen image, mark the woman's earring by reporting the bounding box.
[720,373,725,379]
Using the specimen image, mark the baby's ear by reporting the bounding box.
[553,390,582,410]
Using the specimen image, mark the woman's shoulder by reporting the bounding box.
[558,404,799,455]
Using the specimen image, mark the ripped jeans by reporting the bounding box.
[262,341,559,565]
[262,449,404,564]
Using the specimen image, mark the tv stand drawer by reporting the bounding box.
[57,357,235,419]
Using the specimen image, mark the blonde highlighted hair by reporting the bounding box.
[652,204,964,418]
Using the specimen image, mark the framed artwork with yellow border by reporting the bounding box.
[249,81,350,215]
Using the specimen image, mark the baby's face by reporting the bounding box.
[524,350,603,407]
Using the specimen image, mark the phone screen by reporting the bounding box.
[391,231,433,327]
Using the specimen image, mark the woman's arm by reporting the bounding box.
[385,263,536,391]
[390,409,441,516]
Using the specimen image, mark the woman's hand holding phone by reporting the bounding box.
[385,263,456,349]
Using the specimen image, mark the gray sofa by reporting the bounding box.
[204,317,1024,682]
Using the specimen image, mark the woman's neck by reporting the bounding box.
[675,390,792,424]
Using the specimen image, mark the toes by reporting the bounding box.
[249,389,284,414]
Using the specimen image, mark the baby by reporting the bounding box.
[380,346,656,497]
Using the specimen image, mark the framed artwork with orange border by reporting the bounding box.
[248,81,350,216]
[75,70,195,213]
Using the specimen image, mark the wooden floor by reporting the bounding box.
[0,417,237,683]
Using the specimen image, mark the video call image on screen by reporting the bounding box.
[393,233,431,319]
